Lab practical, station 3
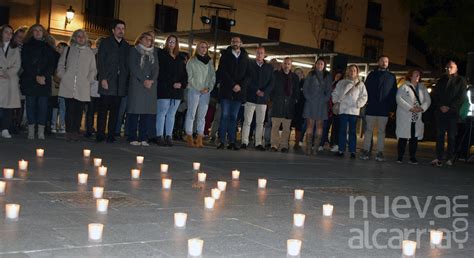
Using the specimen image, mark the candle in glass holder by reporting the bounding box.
[430,230,443,245]
[193,162,200,171]
[258,178,267,189]
[294,189,304,200]
[5,204,20,220]
[0,181,5,195]
[402,240,417,256]
[204,197,215,209]
[93,187,104,199]
[36,148,44,157]
[98,166,107,177]
[3,168,14,179]
[77,173,88,185]
[323,204,334,217]
[18,160,28,170]
[197,172,206,183]
[217,181,227,192]
[287,239,302,256]
[83,149,91,158]
[96,199,109,214]
[188,238,204,257]
[136,156,144,164]
[232,170,240,180]
[160,164,169,173]
[88,223,104,242]
[174,212,187,228]
[293,213,306,227]
[211,188,221,200]
[162,178,172,189]
[93,158,102,167]
[131,169,141,180]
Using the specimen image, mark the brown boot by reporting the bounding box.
[305,134,313,155]
[195,135,204,148]
[185,134,195,147]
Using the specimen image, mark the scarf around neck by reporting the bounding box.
[196,54,211,65]
[136,44,155,68]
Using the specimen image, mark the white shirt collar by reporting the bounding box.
[3,41,9,53]
[232,49,240,58]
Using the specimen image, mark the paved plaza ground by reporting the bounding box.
[0,136,473,257]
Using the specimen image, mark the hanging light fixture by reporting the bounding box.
[65,5,75,29]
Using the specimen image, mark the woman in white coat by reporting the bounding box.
[332,65,368,158]
[0,25,21,139]
[396,69,431,164]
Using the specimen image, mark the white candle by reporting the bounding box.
[193,162,200,171]
[96,199,109,214]
[211,188,221,200]
[162,178,172,189]
[0,181,5,195]
[5,204,20,220]
[232,170,240,180]
[323,204,334,217]
[98,166,107,177]
[131,169,141,180]
[77,173,88,185]
[93,187,104,199]
[188,238,204,257]
[204,197,215,209]
[83,149,91,158]
[88,223,104,242]
[18,160,28,170]
[197,172,206,183]
[3,168,14,179]
[136,156,144,164]
[93,158,102,167]
[36,148,44,157]
[258,178,267,189]
[293,213,306,227]
[160,164,169,173]
[294,189,304,200]
[217,181,227,192]
[287,239,302,256]
[402,240,417,256]
[174,212,187,228]
[430,230,443,245]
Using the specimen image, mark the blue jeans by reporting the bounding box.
[156,99,181,137]
[51,97,66,129]
[128,114,152,142]
[26,96,49,126]
[185,88,210,135]
[219,99,241,144]
[338,114,357,153]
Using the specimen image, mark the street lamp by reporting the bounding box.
[65,5,75,29]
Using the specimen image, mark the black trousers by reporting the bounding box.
[65,98,84,134]
[85,97,99,134]
[435,110,457,160]
[397,122,418,160]
[0,108,12,130]
[96,95,121,139]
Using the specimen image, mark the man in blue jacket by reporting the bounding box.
[360,56,397,161]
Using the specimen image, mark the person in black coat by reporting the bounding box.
[270,57,300,152]
[216,36,251,150]
[155,35,188,147]
[431,60,467,166]
[20,24,57,140]
[240,47,274,150]
[96,19,130,143]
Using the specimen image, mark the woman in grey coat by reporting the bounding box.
[127,31,159,146]
[302,58,332,154]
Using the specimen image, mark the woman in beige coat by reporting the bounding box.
[0,25,21,139]
[57,29,96,141]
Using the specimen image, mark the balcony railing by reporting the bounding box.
[84,14,114,36]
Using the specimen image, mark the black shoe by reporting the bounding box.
[148,137,158,144]
[96,134,106,143]
[156,136,165,146]
[270,147,278,152]
[409,158,418,165]
[335,151,344,157]
[281,148,288,153]
[217,143,225,149]
[227,143,239,151]
[240,143,247,149]
[265,144,271,150]
[350,153,356,159]
[165,136,173,147]
[84,132,93,138]
[255,145,265,151]
[106,136,116,143]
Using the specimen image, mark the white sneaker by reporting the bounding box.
[317,146,324,152]
[141,141,149,146]
[58,128,66,134]
[330,145,339,152]
[445,160,453,166]
[130,141,141,146]
[1,129,12,138]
